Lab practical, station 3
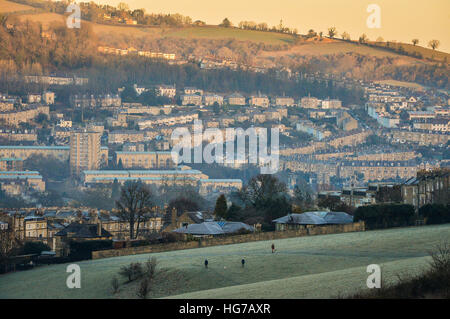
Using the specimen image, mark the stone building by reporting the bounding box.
[70,130,102,175]
[402,169,450,209]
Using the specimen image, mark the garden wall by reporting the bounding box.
[92,221,365,260]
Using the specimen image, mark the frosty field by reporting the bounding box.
[0,224,449,299]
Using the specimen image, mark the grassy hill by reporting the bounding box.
[0,0,38,13]
[370,41,449,63]
[0,0,295,45]
[2,0,448,60]
[1,0,448,89]
[0,224,449,299]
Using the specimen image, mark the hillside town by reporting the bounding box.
[1,72,449,252]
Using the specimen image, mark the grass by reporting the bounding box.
[0,0,295,45]
[261,41,409,58]
[165,26,296,45]
[168,257,431,299]
[347,242,450,298]
[3,0,447,59]
[0,0,38,13]
[1,224,449,299]
[370,41,450,63]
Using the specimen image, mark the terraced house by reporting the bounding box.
[402,169,450,209]
[274,97,295,107]
[0,105,49,127]
[203,93,224,106]
[249,95,270,108]
[0,145,69,161]
[390,129,449,145]
[226,93,246,106]
[181,94,203,106]
[337,160,418,182]
[115,151,177,169]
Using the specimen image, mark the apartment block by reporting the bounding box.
[0,105,49,127]
[226,93,246,106]
[70,131,102,175]
[115,151,177,169]
[249,95,270,108]
[274,97,295,107]
[300,96,321,109]
[181,94,203,106]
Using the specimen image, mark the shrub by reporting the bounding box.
[144,257,158,279]
[346,242,450,298]
[419,204,450,225]
[161,232,179,243]
[136,278,151,299]
[354,204,415,229]
[429,242,450,274]
[20,242,51,255]
[111,277,120,294]
[118,262,144,282]
[69,240,113,261]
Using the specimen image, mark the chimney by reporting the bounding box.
[171,207,177,225]
[97,220,102,237]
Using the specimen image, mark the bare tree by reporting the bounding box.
[111,277,120,294]
[0,229,21,273]
[341,32,350,41]
[412,39,419,46]
[137,278,151,299]
[327,27,337,38]
[428,40,440,50]
[117,2,129,11]
[116,181,154,239]
[359,34,369,44]
[239,174,287,208]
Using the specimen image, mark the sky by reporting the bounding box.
[95,0,450,53]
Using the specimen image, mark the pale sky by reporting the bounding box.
[95,0,450,53]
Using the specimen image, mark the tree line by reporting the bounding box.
[8,0,195,27]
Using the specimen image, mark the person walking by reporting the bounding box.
[271,243,275,253]
[241,259,245,268]
[204,259,208,268]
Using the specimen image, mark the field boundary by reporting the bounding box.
[92,222,365,260]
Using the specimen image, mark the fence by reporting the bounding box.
[92,221,365,260]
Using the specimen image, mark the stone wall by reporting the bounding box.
[92,222,365,260]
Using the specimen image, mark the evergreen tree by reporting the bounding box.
[214,194,228,220]
[111,178,120,199]
[118,159,124,169]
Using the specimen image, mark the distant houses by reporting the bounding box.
[98,46,176,60]
[272,211,353,231]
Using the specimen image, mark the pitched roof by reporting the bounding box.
[273,211,353,225]
[55,222,112,238]
[273,213,327,225]
[173,222,224,235]
[322,212,354,224]
[220,222,254,233]
[186,211,214,224]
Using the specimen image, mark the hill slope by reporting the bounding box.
[1,0,449,89]
[2,0,448,59]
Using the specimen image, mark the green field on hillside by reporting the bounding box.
[371,41,450,63]
[0,224,449,299]
[165,26,295,44]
